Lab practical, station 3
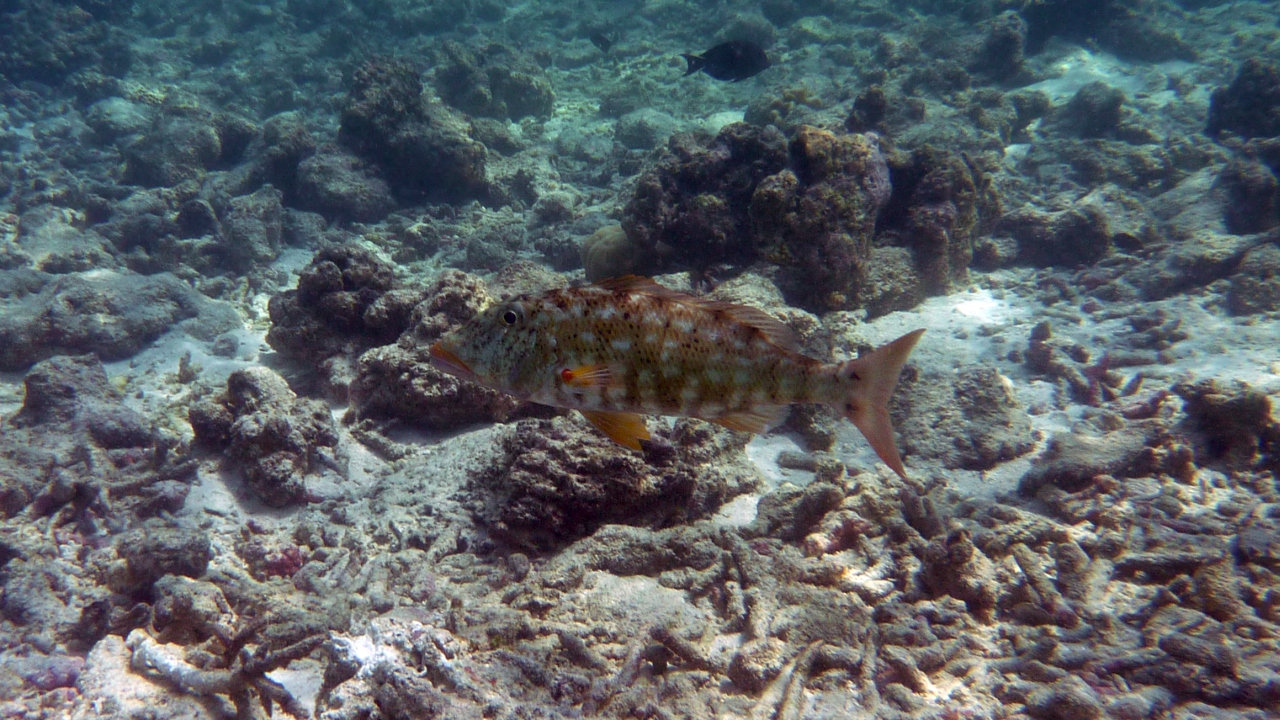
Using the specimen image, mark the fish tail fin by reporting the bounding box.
[681,53,705,76]
[831,329,925,479]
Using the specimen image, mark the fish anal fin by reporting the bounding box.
[580,410,651,451]
[561,363,619,389]
[708,406,788,434]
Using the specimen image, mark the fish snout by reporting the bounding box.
[429,342,476,380]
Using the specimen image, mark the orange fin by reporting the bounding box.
[580,409,651,451]
[708,406,789,434]
[594,275,800,351]
[561,364,618,388]
[838,329,926,479]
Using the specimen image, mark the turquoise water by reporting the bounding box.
[1,1,1279,718]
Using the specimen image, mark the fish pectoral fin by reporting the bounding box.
[580,410,651,451]
[708,406,788,434]
[561,363,619,389]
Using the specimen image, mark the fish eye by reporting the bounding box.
[500,304,524,326]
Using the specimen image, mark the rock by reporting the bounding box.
[345,341,528,432]
[71,636,216,720]
[115,521,212,589]
[1025,675,1103,720]
[189,367,341,507]
[623,123,904,313]
[295,148,396,223]
[967,11,1026,81]
[259,111,317,195]
[84,96,155,143]
[1054,82,1126,139]
[266,245,422,396]
[918,529,1000,622]
[0,268,237,372]
[13,354,149,447]
[345,269,541,429]
[615,108,679,150]
[15,206,115,273]
[1002,202,1111,267]
[1174,379,1278,471]
[895,365,1036,471]
[0,1,131,85]
[339,56,489,204]
[220,184,283,271]
[1227,243,1280,315]
[878,144,996,305]
[580,224,645,282]
[470,415,761,549]
[624,123,789,271]
[1206,59,1280,140]
[150,575,236,645]
[123,112,222,188]
[1216,160,1279,234]
[432,41,554,121]
[727,637,788,693]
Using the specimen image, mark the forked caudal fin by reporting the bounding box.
[833,329,926,479]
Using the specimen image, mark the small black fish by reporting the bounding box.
[589,30,613,53]
[681,40,771,82]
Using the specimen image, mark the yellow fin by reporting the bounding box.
[708,406,788,434]
[580,409,651,451]
[561,364,618,388]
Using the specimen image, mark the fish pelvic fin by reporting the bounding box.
[580,409,651,451]
[832,329,926,479]
[681,53,706,76]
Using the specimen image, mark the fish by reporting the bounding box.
[588,30,613,53]
[681,40,771,82]
[429,276,924,478]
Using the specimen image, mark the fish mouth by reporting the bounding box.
[428,342,476,380]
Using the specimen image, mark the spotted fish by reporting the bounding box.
[429,276,925,478]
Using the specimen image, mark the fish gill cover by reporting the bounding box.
[0,0,1278,718]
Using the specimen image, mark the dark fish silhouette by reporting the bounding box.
[681,40,771,82]
[589,30,613,53]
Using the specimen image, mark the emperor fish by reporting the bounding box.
[429,276,925,478]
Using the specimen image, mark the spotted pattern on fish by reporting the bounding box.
[429,276,924,478]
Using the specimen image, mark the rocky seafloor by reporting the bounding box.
[2,0,1280,718]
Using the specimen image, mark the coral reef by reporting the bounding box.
[0,268,237,371]
[894,365,1037,470]
[338,56,489,204]
[623,123,913,312]
[267,244,424,397]
[2,0,1280,717]
[432,41,554,121]
[189,366,342,507]
[344,269,549,434]
[1206,59,1280,140]
[470,415,762,549]
[580,224,646,282]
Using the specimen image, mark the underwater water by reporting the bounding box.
[2,0,1280,717]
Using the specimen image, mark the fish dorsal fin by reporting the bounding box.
[594,275,675,295]
[708,405,789,434]
[579,409,651,451]
[699,301,801,352]
[593,275,801,352]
